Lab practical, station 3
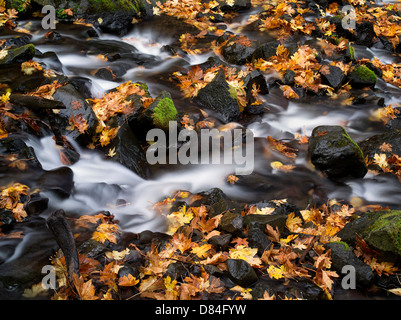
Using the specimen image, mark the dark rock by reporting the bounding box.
[52,83,99,145]
[251,281,276,299]
[320,65,345,90]
[217,0,251,12]
[78,238,109,258]
[244,70,269,102]
[194,69,240,123]
[337,210,401,261]
[252,41,280,61]
[355,21,375,48]
[204,265,224,277]
[226,259,258,287]
[243,212,288,233]
[0,216,58,299]
[94,67,116,81]
[165,262,187,280]
[349,65,378,89]
[247,227,271,256]
[308,125,367,181]
[359,131,401,170]
[221,211,243,234]
[208,233,232,250]
[221,37,257,65]
[325,242,374,287]
[282,69,296,86]
[136,90,178,132]
[118,265,140,279]
[0,44,36,64]
[0,28,32,48]
[25,193,49,215]
[37,167,74,197]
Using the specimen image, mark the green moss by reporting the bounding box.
[365,210,401,255]
[330,241,350,250]
[348,43,355,61]
[341,131,364,160]
[152,97,178,130]
[353,65,378,84]
[228,85,237,100]
[86,0,137,13]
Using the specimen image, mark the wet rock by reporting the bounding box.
[251,281,276,299]
[355,21,375,48]
[325,242,374,287]
[337,210,401,261]
[0,28,32,48]
[25,193,49,215]
[221,211,243,234]
[37,167,74,197]
[208,233,232,250]
[0,134,42,171]
[282,69,296,86]
[243,200,301,233]
[165,262,187,280]
[0,44,36,64]
[218,0,252,12]
[0,216,58,299]
[358,131,401,170]
[247,227,271,256]
[78,238,109,258]
[308,125,367,181]
[52,83,99,145]
[118,265,140,279]
[320,64,345,90]
[221,36,257,65]
[226,259,258,287]
[252,40,280,61]
[194,69,240,123]
[244,70,269,102]
[136,90,178,132]
[103,120,149,179]
[349,65,378,89]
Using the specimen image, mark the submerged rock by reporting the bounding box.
[308,125,367,181]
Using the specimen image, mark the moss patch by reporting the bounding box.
[152,97,178,130]
[351,65,377,84]
[364,210,401,256]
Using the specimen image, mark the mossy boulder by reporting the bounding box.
[0,44,36,64]
[338,210,401,261]
[137,90,178,132]
[308,125,367,181]
[349,65,378,89]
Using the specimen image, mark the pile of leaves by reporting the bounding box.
[21,191,400,300]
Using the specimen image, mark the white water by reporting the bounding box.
[26,136,245,232]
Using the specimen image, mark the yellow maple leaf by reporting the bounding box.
[229,245,262,266]
[191,243,212,258]
[91,223,120,244]
[266,265,285,279]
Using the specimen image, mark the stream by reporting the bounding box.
[1,3,401,299]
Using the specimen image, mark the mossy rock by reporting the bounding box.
[308,125,367,181]
[137,90,178,132]
[338,210,401,260]
[0,44,36,64]
[349,65,378,89]
[152,97,178,130]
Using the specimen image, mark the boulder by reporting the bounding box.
[349,65,378,89]
[320,65,346,90]
[194,69,240,123]
[217,0,251,12]
[0,44,36,65]
[308,125,367,181]
[226,259,258,287]
[325,242,374,287]
[337,210,401,261]
[355,21,375,48]
[221,37,257,65]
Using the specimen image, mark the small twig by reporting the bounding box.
[299,235,320,264]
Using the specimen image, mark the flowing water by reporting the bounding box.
[10,15,401,238]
